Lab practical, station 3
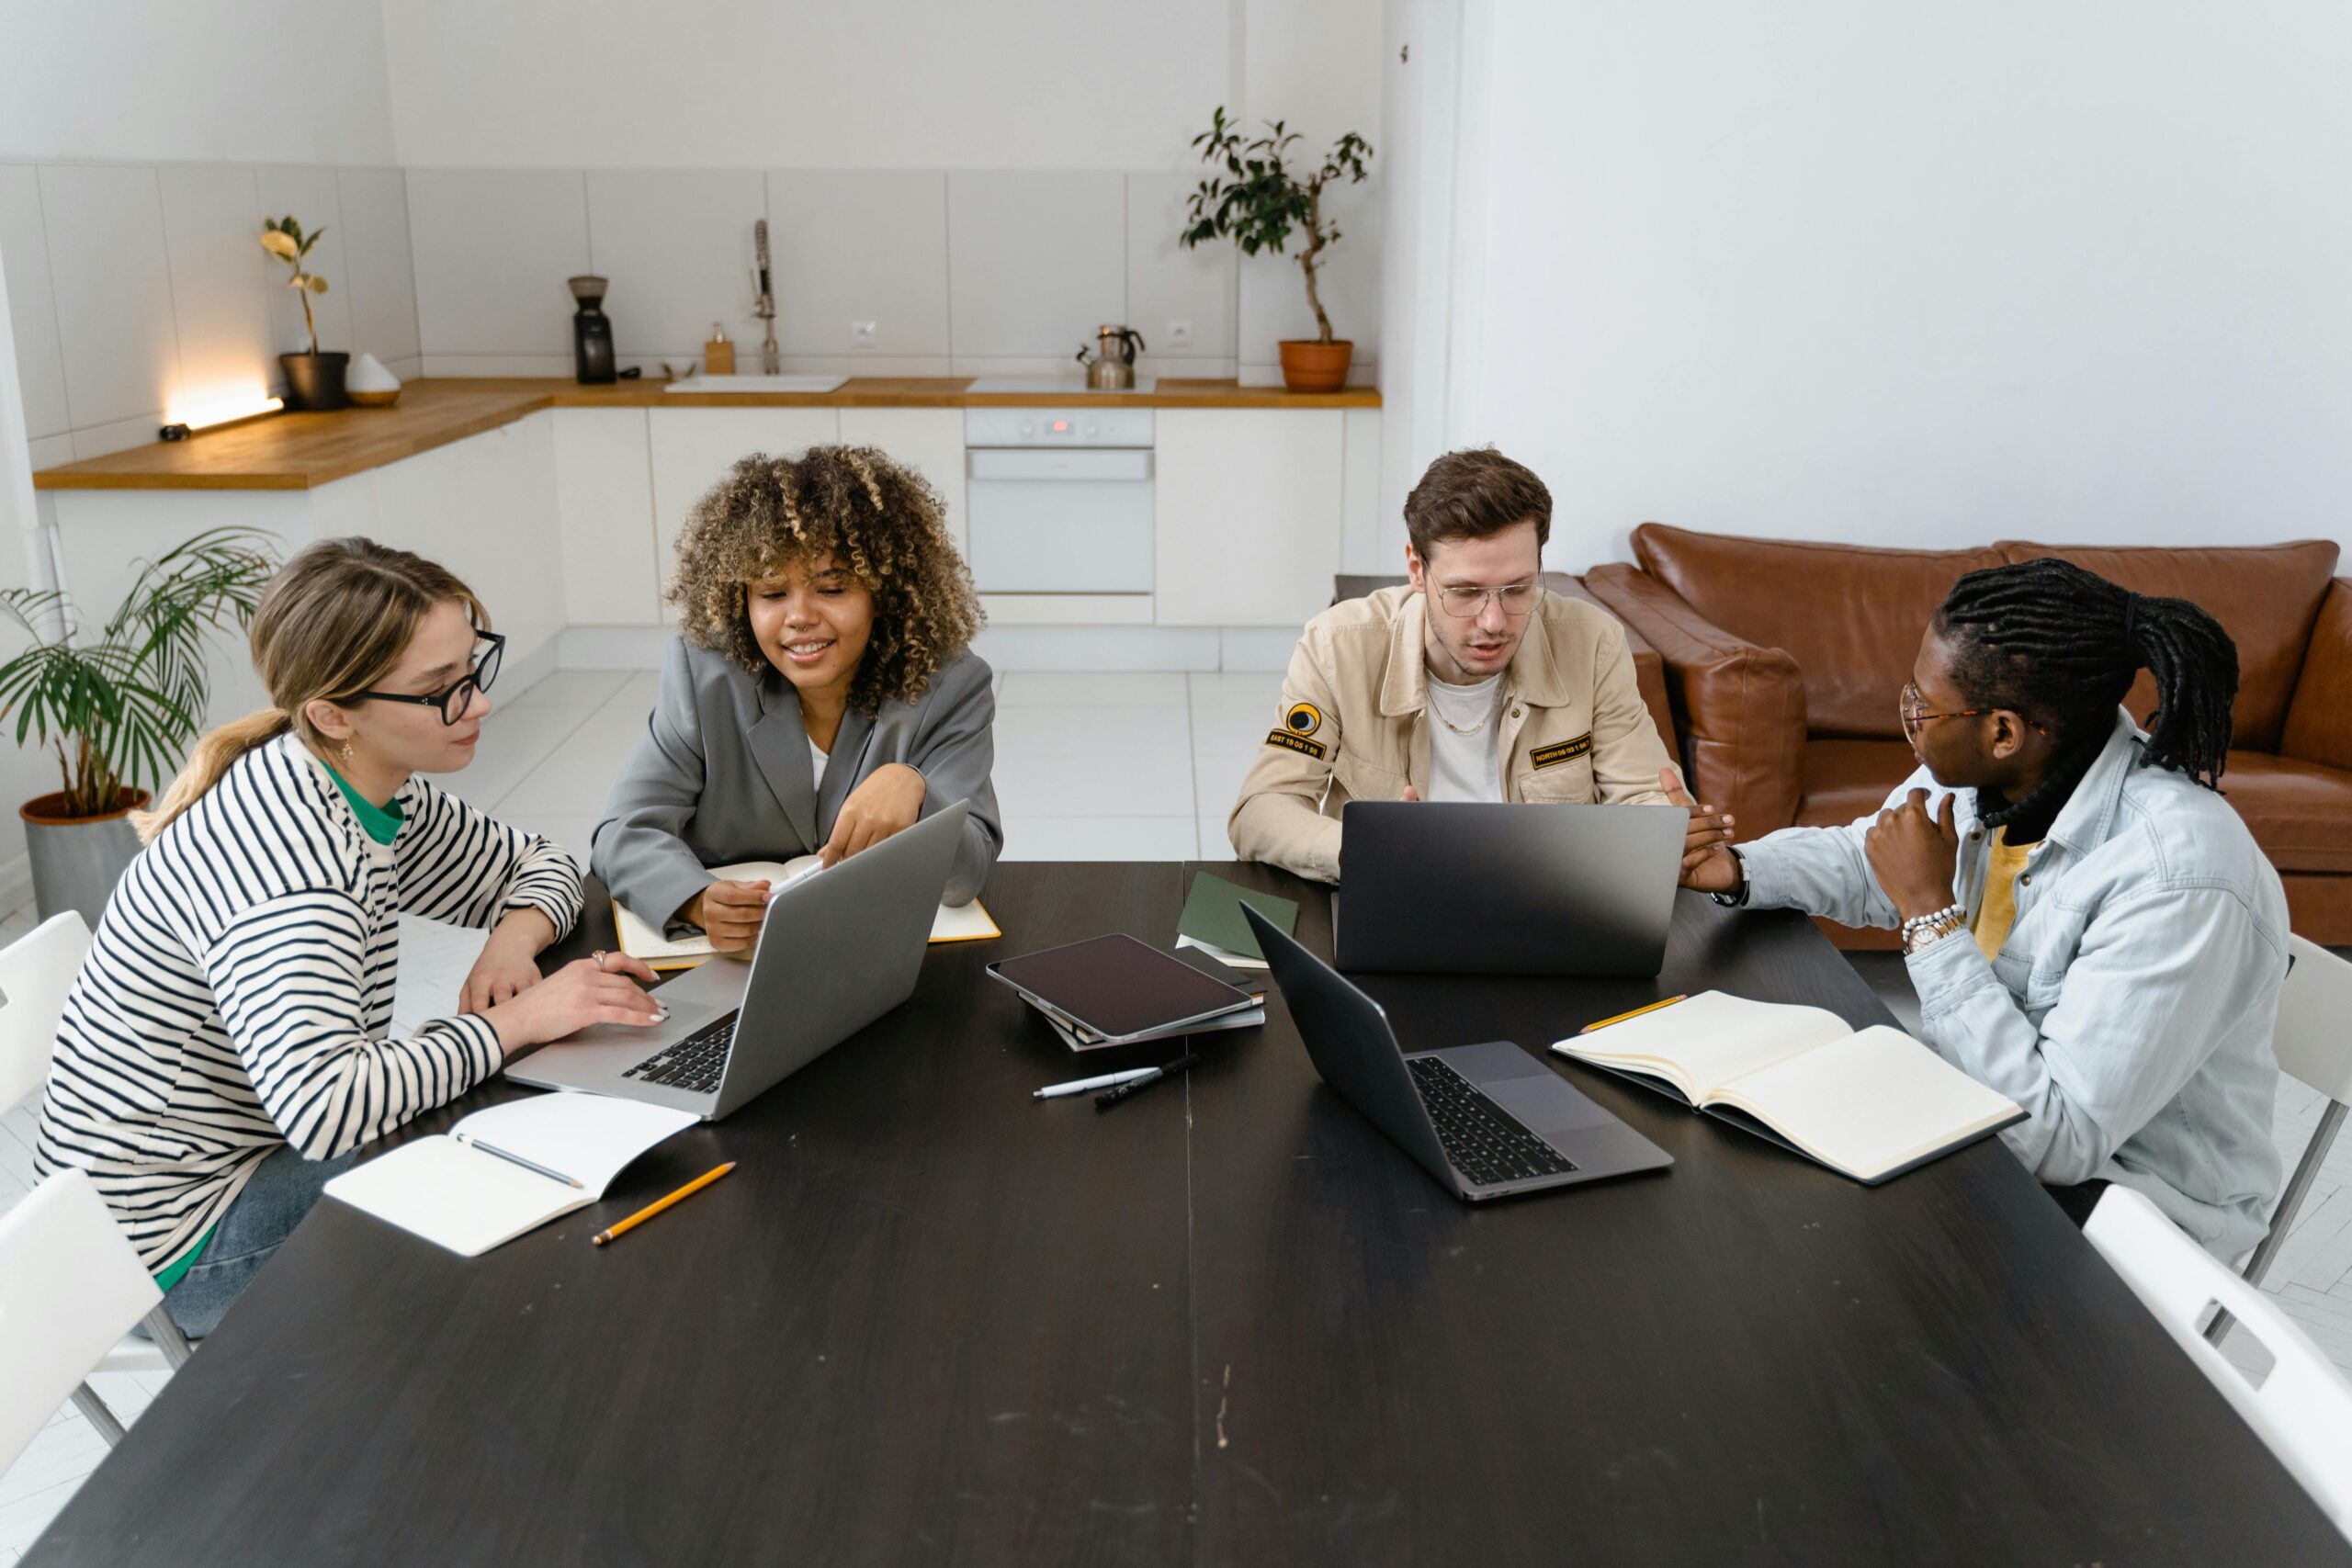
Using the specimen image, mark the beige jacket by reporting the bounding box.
[1228,585,1681,882]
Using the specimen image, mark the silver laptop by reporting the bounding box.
[1337,801,1685,976]
[1246,905,1671,1201]
[506,801,968,1120]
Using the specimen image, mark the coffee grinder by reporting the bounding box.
[569,275,616,384]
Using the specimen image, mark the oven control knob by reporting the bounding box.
[1082,421,1099,436]
[1018,421,1035,437]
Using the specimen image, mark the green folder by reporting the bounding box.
[1178,872,1299,962]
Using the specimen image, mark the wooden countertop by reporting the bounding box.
[33,376,1382,491]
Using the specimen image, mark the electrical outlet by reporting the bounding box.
[850,321,877,347]
[1166,319,1193,350]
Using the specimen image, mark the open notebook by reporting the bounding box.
[615,856,999,969]
[324,1094,698,1256]
[1550,991,2025,1184]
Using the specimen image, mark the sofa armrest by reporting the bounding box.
[2282,578,2352,773]
[1583,562,1809,833]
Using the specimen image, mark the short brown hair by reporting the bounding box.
[1404,447,1551,558]
[668,445,982,715]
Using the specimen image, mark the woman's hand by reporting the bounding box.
[1864,788,1962,921]
[1659,767,1740,894]
[684,878,772,954]
[482,953,665,1057]
[458,908,558,1014]
[820,762,928,868]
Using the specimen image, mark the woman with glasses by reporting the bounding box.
[1230,446,1698,884]
[33,536,664,1336]
[1676,558,2287,1255]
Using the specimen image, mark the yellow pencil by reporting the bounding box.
[592,1162,735,1247]
[1579,995,1689,1035]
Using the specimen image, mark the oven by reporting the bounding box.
[963,408,1154,594]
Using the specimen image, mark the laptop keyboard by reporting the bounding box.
[623,1010,741,1096]
[1407,1055,1577,1188]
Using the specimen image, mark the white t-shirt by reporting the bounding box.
[1423,671,1503,803]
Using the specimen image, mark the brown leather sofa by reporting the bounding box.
[1333,572,1677,750]
[1585,525,2352,946]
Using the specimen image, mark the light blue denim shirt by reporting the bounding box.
[1737,710,2288,1256]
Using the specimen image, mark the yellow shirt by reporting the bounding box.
[1973,828,2033,960]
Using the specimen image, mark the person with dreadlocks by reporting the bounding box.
[594,445,1001,953]
[1676,558,2288,1254]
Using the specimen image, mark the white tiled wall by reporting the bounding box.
[944,170,1129,365]
[0,158,424,458]
[767,170,954,368]
[406,168,590,373]
[582,169,766,363]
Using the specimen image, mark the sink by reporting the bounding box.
[664,374,846,394]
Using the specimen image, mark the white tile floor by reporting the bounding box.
[2,663,2347,1556]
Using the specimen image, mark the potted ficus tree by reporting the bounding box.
[263,215,347,410]
[1182,107,1374,392]
[0,529,277,928]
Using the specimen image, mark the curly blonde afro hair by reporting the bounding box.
[668,445,983,715]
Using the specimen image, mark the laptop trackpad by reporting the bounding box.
[1444,1042,1614,1138]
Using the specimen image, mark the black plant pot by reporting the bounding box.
[279,351,351,412]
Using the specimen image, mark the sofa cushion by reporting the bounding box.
[2219,750,2352,875]
[1792,739,1917,829]
[1996,541,2341,753]
[1633,525,2005,741]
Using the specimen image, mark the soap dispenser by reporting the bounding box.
[704,323,735,376]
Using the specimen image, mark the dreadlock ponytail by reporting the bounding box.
[1934,557,2238,795]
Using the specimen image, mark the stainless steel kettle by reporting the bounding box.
[1076,323,1147,389]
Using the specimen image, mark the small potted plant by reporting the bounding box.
[0,529,277,928]
[263,216,346,410]
[1182,107,1374,393]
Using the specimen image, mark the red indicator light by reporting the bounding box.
[1052,420,1069,432]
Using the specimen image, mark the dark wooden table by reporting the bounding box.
[30,863,2348,1565]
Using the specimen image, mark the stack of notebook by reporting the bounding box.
[989,932,1267,1052]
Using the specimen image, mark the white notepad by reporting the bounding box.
[614,856,999,969]
[1549,990,2025,1184]
[325,1093,698,1257]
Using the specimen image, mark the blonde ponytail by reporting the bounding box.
[129,538,488,843]
[132,708,295,840]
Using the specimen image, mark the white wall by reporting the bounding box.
[0,0,397,165]
[0,243,75,879]
[1439,1,2352,571]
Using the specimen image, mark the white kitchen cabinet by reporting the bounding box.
[553,407,662,624]
[451,413,565,660]
[836,407,967,557]
[1153,408,1345,627]
[648,407,841,569]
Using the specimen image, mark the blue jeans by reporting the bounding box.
[159,1143,356,1338]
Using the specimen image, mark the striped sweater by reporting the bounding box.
[33,734,583,1269]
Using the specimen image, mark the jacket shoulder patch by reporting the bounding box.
[1283,701,1324,738]
[1264,728,1329,761]
[1530,733,1593,769]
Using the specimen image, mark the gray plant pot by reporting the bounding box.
[21,791,148,932]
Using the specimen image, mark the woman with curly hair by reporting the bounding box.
[592,445,1001,951]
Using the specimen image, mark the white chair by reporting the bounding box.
[0,910,192,1422]
[2086,1184,2352,1538]
[2239,934,2352,1291]
[0,1169,171,1469]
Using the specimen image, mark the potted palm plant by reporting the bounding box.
[1182,107,1374,392]
[0,529,277,927]
[263,215,346,410]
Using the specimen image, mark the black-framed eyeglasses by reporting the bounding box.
[356,632,504,725]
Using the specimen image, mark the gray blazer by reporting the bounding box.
[592,637,1002,928]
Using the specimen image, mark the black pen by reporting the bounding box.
[1095,1052,1201,1111]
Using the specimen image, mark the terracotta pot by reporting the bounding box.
[1278,339,1353,394]
[20,788,150,931]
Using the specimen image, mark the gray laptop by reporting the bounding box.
[1246,905,1671,1201]
[505,801,969,1120]
[1337,801,1685,976]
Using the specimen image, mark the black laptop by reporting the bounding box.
[1245,906,1671,1201]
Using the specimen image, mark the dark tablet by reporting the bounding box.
[988,933,1255,1043]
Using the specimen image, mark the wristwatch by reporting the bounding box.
[1710,848,1750,908]
[1902,902,1967,957]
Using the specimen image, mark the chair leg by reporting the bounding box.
[2206,1098,2347,1345]
[68,1382,127,1447]
[141,1302,195,1369]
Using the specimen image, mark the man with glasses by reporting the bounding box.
[1230,447,1697,882]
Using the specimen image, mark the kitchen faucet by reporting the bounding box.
[752,220,780,376]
